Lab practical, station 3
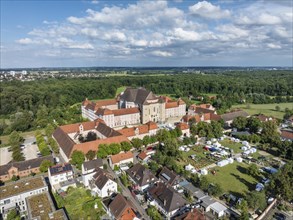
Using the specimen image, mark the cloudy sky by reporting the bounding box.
[1,0,292,68]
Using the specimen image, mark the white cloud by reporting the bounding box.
[91,0,99,4]
[267,43,281,49]
[237,13,282,25]
[151,50,173,57]
[189,1,230,19]
[17,38,33,44]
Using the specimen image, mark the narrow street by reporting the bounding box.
[104,159,150,220]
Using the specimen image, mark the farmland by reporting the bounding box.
[231,102,293,119]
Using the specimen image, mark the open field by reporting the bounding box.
[116,86,127,96]
[206,162,263,196]
[231,102,293,119]
[219,139,243,154]
[54,187,104,219]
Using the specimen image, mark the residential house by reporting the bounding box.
[147,182,187,219]
[137,152,150,163]
[48,163,76,193]
[220,110,249,127]
[176,122,190,137]
[0,155,54,182]
[126,163,158,191]
[255,114,275,122]
[109,151,134,170]
[82,158,103,187]
[0,176,48,216]
[280,130,293,141]
[200,196,216,212]
[89,167,117,198]
[174,208,206,220]
[158,167,180,188]
[103,193,138,220]
[209,202,227,218]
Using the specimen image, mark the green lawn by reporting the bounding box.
[115,86,127,96]
[54,187,104,219]
[206,162,263,197]
[219,139,243,154]
[231,102,293,119]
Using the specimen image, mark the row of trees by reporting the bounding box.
[35,131,51,156]
[8,131,24,161]
[190,121,223,138]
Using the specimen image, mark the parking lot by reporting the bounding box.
[0,136,38,165]
[22,136,38,160]
[0,147,12,165]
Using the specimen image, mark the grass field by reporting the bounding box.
[219,139,243,154]
[231,102,293,119]
[54,187,104,219]
[206,162,263,196]
[115,86,127,96]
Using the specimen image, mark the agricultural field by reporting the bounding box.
[206,162,264,196]
[231,102,293,119]
[54,187,105,219]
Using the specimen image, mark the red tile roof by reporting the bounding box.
[72,135,129,156]
[146,121,158,130]
[95,99,117,107]
[165,101,179,109]
[137,151,148,160]
[281,130,293,140]
[110,151,134,164]
[95,108,113,116]
[176,122,189,130]
[112,108,140,116]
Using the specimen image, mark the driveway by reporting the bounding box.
[105,159,150,220]
[0,147,12,165]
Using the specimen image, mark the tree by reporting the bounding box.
[275,105,280,111]
[120,141,132,152]
[109,143,121,155]
[247,164,259,177]
[246,117,262,133]
[146,206,163,220]
[199,176,209,191]
[132,138,143,150]
[208,183,223,196]
[96,145,108,159]
[71,150,85,169]
[86,131,97,142]
[246,191,267,211]
[237,200,249,220]
[142,135,151,146]
[269,161,293,201]
[85,150,96,160]
[261,121,279,143]
[211,121,223,138]
[7,209,20,220]
[231,116,247,131]
[40,160,53,172]
[9,131,23,148]
[11,175,19,181]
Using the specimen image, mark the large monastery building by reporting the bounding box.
[81,87,186,128]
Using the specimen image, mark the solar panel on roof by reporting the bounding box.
[161,173,170,181]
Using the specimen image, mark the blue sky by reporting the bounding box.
[1,0,292,68]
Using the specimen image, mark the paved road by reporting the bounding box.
[104,159,150,220]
